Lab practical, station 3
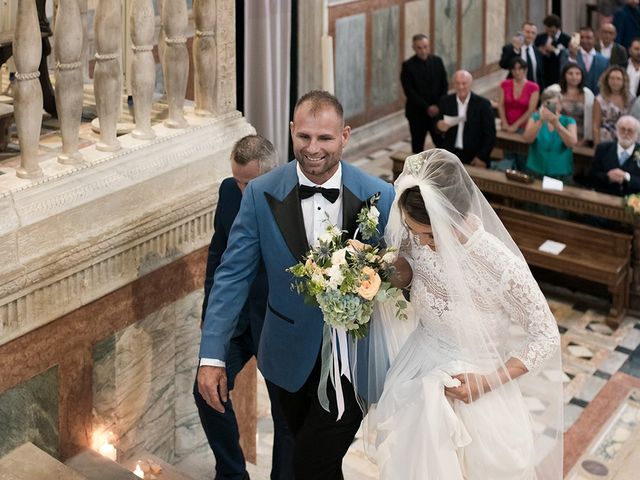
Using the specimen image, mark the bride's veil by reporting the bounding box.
[351,149,563,478]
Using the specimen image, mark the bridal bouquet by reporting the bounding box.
[288,196,407,339]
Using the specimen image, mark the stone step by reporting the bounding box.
[0,442,88,480]
[122,450,197,480]
[65,448,140,480]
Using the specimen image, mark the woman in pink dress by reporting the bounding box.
[496,57,541,170]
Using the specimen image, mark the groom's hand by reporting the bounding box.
[197,366,228,413]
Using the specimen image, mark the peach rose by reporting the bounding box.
[358,266,381,300]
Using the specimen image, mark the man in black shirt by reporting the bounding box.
[400,34,448,153]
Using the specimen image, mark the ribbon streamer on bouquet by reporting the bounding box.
[318,324,352,420]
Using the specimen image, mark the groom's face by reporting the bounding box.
[290,101,350,185]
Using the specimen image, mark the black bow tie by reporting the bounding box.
[298,184,340,203]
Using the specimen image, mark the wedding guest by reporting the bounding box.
[593,65,634,144]
[436,70,496,168]
[597,22,628,66]
[197,90,395,480]
[625,37,640,96]
[560,26,609,94]
[536,14,571,87]
[592,115,640,195]
[194,135,294,480]
[401,33,449,152]
[497,57,540,169]
[545,63,595,145]
[522,90,578,182]
[500,21,544,89]
[614,0,640,48]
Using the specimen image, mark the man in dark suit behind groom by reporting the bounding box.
[193,135,294,480]
[197,91,395,480]
[592,115,640,196]
[401,33,449,153]
[436,70,496,169]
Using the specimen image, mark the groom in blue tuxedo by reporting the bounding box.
[194,135,294,480]
[198,90,395,479]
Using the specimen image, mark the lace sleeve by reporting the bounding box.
[498,256,560,372]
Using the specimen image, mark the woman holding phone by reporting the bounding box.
[522,90,578,182]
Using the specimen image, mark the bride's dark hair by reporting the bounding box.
[399,160,472,225]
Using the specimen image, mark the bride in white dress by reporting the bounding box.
[353,150,563,479]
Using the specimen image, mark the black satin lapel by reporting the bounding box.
[265,188,310,262]
[342,187,365,240]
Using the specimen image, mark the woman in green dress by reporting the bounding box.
[522,89,578,183]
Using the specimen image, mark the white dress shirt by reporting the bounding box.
[455,95,470,149]
[200,163,344,368]
[600,41,613,60]
[628,61,640,96]
[297,163,343,247]
[520,44,538,83]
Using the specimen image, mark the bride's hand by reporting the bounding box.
[444,373,491,403]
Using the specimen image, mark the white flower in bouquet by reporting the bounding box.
[331,248,347,267]
[381,250,397,264]
[367,205,380,221]
[326,263,345,289]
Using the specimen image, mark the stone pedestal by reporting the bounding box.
[0,443,87,480]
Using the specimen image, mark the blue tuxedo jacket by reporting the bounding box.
[199,161,395,392]
[201,177,267,350]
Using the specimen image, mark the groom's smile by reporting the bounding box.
[290,99,351,185]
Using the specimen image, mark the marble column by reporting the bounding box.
[130,0,157,140]
[93,0,122,152]
[79,0,90,83]
[54,0,84,164]
[193,0,217,117]
[162,0,189,129]
[14,0,44,179]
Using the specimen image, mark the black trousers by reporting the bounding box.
[269,358,363,480]
[408,114,444,153]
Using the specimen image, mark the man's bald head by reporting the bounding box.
[453,70,473,101]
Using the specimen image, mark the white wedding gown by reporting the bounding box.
[368,226,561,480]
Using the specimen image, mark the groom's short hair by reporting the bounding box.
[231,134,278,173]
[294,90,344,123]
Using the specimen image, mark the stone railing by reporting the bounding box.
[0,0,242,346]
[11,0,221,179]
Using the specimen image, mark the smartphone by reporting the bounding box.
[545,102,556,114]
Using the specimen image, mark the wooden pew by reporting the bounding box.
[493,130,595,178]
[493,203,631,322]
[389,149,640,326]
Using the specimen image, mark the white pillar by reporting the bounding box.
[162,0,189,129]
[193,0,217,117]
[130,0,156,140]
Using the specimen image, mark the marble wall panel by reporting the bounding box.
[116,303,177,461]
[486,0,506,64]
[92,301,183,462]
[403,0,429,60]
[529,0,547,29]
[508,0,526,39]
[174,291,208,462]
[335,13,366,119]
[372,6,400,108]
[435,0,457,76]
[461,0,483,72]
[92,335,117,427]
[0,368,58,458]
